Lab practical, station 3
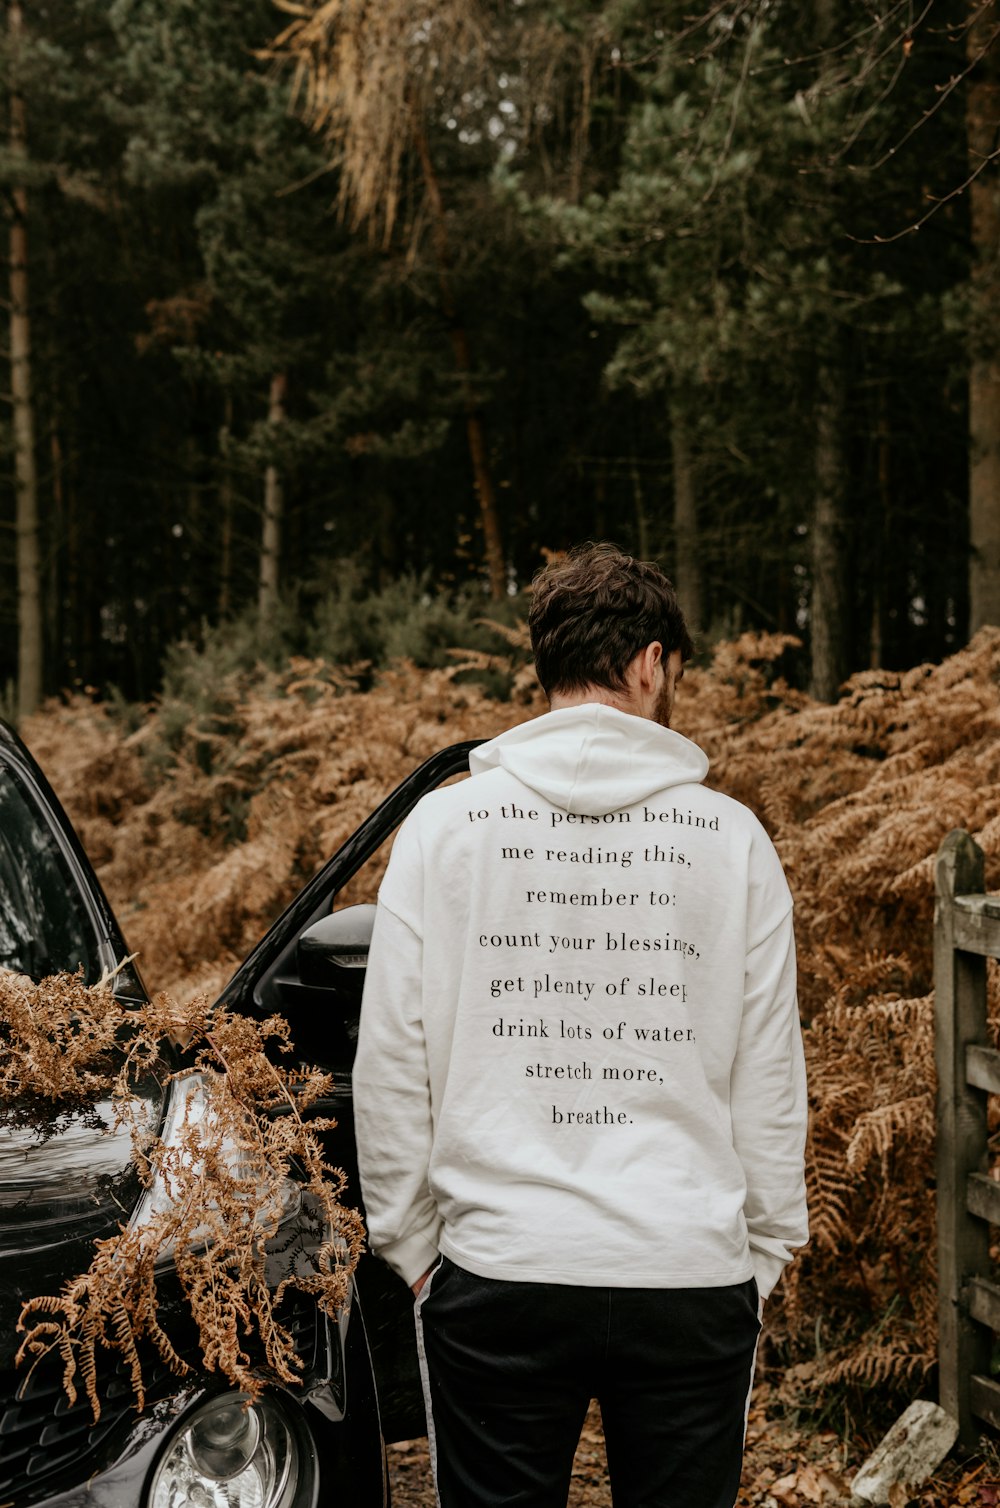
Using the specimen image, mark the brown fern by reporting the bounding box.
[20,626,1000,1417]
[4,972,364,1420]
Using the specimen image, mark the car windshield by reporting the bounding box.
[0,763,100,984]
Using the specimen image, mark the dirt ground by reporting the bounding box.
[386,1379,1000,1507]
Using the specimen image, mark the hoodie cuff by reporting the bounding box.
[751,1246,788,1301]
[376,1228,441,1289]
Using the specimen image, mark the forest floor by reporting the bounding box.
[386,1381,1000,1507]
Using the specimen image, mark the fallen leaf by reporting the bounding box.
[769,1473,800,1507]
[794,1463,849,1502]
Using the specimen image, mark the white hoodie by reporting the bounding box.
[353,704,807,1299]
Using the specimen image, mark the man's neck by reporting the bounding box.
[548,688,644,719]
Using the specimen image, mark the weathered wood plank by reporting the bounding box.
[971,1374,1000,1432]
[967,1276,1000,1335]
[936,830,991,1447]
[967,1044,1000,1095]
[953,894,1000,958]
[967,1172,1000,1225]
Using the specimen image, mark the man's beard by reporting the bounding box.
[655,678,673,729]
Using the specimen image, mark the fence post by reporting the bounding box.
[935,828,990,1445]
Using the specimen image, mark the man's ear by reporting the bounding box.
[637,641,663,689]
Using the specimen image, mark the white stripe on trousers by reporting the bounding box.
[414,1259,444,1508]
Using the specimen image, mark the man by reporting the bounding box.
[353,543,808,1508]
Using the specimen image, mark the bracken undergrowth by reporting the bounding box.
[3,968,364,1419]
[15,625,1000,1426]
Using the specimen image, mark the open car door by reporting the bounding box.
[216,738,482,1442]
[0,719,468,1506]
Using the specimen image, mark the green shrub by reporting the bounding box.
[132,565,530,778]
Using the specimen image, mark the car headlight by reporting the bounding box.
[148,1392,307,1508]
[129,1071,302,1265]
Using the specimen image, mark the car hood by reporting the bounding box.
[0,1078,164,1370]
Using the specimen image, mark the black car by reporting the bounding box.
[0,719,478,1508]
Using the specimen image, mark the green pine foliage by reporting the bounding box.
[0,0,986,704]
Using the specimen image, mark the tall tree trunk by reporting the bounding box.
[47,423,63,671]
[807,0,850,698]
[9,0,41,720]
[871,380,891,668]
[670,403,703,633]
[811,362,849,701]
[218,394,234,617]
[630,455,648,560]
[413,121,504,600]
[373,489,395,587]
[258,372,287,623]
[43,231,63,686]
[66,459,79,683]
[593,462,606,540]
[967,3,1000,631]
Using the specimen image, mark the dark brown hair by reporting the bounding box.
[528,543,693,697]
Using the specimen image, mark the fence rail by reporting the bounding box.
[935,829,1000,1444]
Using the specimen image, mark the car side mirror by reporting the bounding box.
[297,904,377,992]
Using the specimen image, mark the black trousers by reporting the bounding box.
[415,1257,760,1508]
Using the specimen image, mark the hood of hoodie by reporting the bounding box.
[469,703,710,816]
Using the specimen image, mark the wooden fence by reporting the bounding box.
[936,828,1000,1445]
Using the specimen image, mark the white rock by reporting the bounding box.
[850,1400,959,1505]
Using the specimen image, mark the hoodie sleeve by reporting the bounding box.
[730,830,808,1300]
[352,820,442,1286]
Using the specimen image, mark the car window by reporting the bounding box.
[0,763,100,983]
